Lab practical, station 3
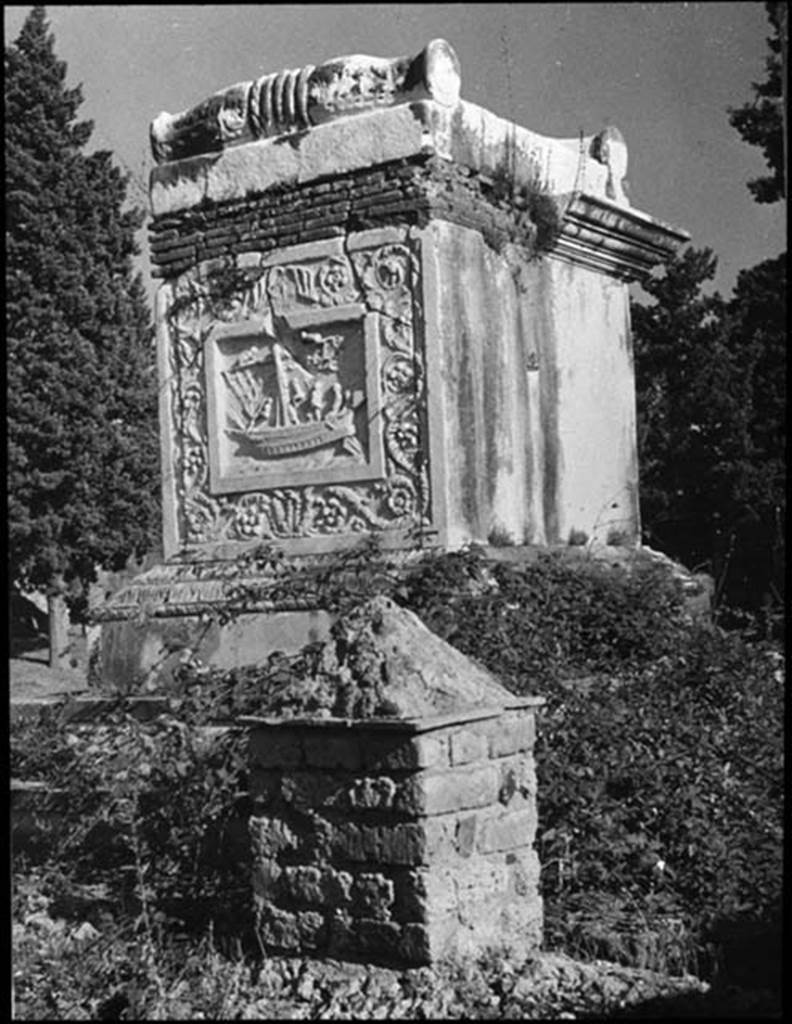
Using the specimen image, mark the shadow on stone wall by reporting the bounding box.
[10,592,49,658]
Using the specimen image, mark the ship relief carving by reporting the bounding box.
[223,328,362,459]
[164,239,430,548]
[205,303,380,490]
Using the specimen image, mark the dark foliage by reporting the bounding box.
[727,1,786,203]
[536,629,782,982]
[12,703,254,947]
[631,2,786,621]
[632,247,785,623]
[720,253,786,611]
[6,6,160,621]
[11,545,782,999]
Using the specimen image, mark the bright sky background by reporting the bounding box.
[5,3,786,309]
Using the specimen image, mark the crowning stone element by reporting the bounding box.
[150,39,461,164]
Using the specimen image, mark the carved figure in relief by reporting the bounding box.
[300,330,343,372]
[222,332,363,460]
[590,125,629,205]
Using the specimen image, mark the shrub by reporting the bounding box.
[11,703,253,946]
[402,546,693,687]
[12,542,783,997]
[535,630,783,981]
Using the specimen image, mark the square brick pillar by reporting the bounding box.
[245,699,544,966]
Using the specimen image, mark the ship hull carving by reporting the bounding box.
[226,415,356,458]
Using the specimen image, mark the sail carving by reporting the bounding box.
[221,328,364,461]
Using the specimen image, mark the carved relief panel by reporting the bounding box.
[162,235,431,553]
[205,304,384,492]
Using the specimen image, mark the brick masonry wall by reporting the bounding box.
[248,708,543,966]
[149,156,535,279]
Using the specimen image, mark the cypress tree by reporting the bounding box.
[6,6,160,666]
[728,1,786,203]
[633,246,785,617]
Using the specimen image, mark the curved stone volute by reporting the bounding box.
[150,38,461,164]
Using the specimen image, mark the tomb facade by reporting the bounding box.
[94,40,689,686]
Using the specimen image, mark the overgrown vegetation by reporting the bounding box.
[12,544,783,1018]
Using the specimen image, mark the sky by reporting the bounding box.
[5,3,786,309]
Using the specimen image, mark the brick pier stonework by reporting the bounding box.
[242,596,545,966]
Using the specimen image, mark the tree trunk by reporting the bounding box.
[48,588,71,670]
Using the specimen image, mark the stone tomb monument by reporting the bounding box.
[95,39,688,686]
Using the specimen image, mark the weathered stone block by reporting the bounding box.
[350,872,396,920]
[302,732,362,771]
[355,919,404,958]
[280,865,353,907]
[416,762,500,815]
[399,922,432,962]
[505,846,542,898]
[414,866,458,919]
[476,807,537,853]
[454,814,478,857]
[330,822,425,865]
[359,731,450,772]
[249,817,299,859]
[255,902,327,950]
[489,712,536,757]
[280,770,346,810]
[250,729,304,769]
[242,600,546,966]
[495,752,537,808]
[346,775,399,811]
[455,857,510,905]
[327,912,405,960]
[252,856,283,898]
[449,722,491,765]
[500,891,544,953]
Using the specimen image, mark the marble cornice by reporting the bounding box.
[550,192,690,282]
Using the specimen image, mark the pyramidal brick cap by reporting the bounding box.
[317,594,517,719]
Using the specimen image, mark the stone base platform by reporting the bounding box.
[90,541,712,692]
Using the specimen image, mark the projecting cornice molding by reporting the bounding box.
[550,193,691,282]
[148,39,689,281]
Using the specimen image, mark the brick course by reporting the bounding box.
[249,708,543,966]
[149,156,537,277]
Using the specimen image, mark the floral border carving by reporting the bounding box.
[164,239,430,548]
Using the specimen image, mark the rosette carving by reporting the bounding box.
[316,257,359,306]
[266,256,359,313]
[164,240,431,549]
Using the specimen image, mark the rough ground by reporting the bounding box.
[11,613,778,1018]
[10,626,89,702]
